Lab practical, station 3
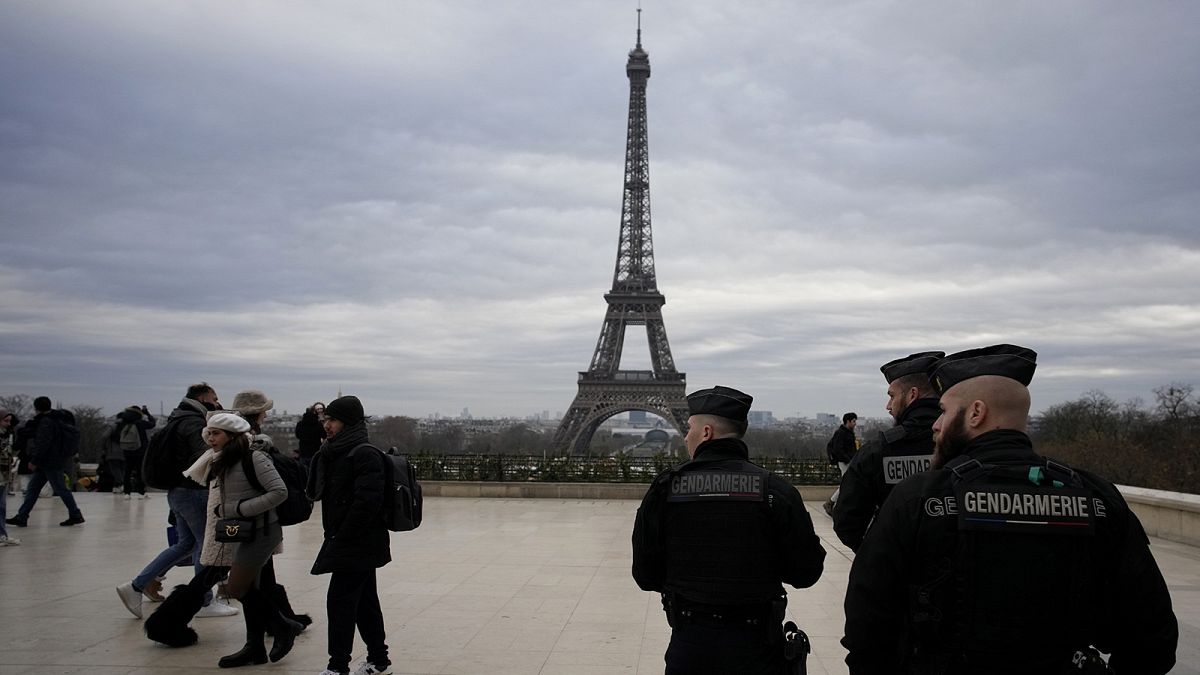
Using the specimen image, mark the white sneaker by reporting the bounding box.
[123,494,132,500]
[195,597,240,617]
[352,661,393,675]
[116,582,143,619]
[317,670,346,675]
[0,535,20,546]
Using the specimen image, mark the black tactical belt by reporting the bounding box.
[675,603,774,628]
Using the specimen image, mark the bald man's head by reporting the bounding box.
[931,375,1031,468]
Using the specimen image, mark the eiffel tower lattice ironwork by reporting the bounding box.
[552,14,689,454]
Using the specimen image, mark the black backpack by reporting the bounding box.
[49,411,81,460]
[242,445,313,526]
[142,418,187,489]
[352,444,423,532]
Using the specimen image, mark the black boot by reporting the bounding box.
[145,585,204,647]
[242,588,303,663]
[266,582,311,632]
[218,641,268,668]
[219,594,268,668]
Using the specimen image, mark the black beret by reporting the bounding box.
[880,351,945,384]
[928,344,1037,395]
[686,385,753,422]
[324,395,365,425]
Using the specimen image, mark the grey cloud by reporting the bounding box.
[1,1,1197,418]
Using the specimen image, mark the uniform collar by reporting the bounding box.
[962,429,1036,463]
[692,436,750,461]
[897,397,940,427]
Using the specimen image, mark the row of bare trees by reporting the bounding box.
[3,383,1194,492]
[1034,383,1199,493]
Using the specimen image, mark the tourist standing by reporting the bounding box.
[308,395,393,675]
[116,405,156,498]
[294,402,325,472]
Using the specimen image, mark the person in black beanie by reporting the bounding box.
[307,396,392,675]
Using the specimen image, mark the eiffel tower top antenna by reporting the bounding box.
[636,5,642,48]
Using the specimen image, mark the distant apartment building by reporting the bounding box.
[747,410,776,428]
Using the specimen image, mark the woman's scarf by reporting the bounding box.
[182,448,222,484]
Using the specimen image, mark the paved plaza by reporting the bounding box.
[0,492,1196,674]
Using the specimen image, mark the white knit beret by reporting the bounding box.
[205,412,250,434]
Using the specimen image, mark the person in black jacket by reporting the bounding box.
[633,385,826,674]
[293,402,326,472]
[833,351,942,551]
[843,345,1178,674]
[822,412,857,516]
[5,396,85,527]
[307,395,392,675]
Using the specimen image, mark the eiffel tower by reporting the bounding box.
[552,12,689,455]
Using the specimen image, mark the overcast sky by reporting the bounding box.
[2,1,1198,423]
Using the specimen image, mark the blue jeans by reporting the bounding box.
[15,464,82,520]
[132,487,213,602]
[0,488,8,537]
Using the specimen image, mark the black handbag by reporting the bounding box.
[215,517,255,543]
[214,476,256,543]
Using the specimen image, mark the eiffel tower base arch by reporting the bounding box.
[551,375,690,455]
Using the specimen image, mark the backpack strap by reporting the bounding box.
[882,425,908,445]
[237,449,274,536]
[241,450,266,494]
[348,443,387,471]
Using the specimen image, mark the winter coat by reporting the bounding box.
[827,424,857,465]
[294,410,325,459]
[162,399,214,490]
[0,418,16,485]
[14,418,36,475]
[30,410,75,469]
[306,421,391,574]
[199,439,287,567]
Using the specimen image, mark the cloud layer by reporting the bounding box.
[2,1,1198,419]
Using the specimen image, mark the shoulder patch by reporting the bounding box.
[883,454,932,484]
[956,484,1096,536]
[667,470,766,503]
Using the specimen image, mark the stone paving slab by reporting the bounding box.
[0,492,1195,674]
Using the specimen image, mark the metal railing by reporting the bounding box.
[409,454,841,485]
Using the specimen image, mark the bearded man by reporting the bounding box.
[841,345,1177,675]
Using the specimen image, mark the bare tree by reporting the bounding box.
[0,394,33,421]
[1153,383,1195,420]
[70,405,108,463]
[372,416,419,452]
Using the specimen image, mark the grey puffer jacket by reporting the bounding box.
[199,439,286,566]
